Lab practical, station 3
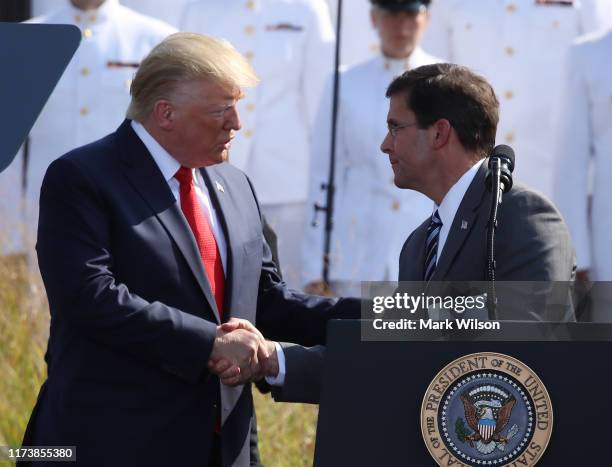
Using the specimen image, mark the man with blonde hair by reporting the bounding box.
[23,32,358,467]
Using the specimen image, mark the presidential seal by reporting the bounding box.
[421,353,553,466]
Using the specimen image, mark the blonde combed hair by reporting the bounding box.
[127,32,259,121]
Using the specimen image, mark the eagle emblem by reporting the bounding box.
[458,384,520,454]
[421,353,553,466]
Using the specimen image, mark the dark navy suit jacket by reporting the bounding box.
[22,120,358,466]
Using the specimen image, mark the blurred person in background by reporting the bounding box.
[117,0,193,28]
[303,0,438,296]
[180,0,335,289]
[0,0,175,258]
[324,0,381,68]
[553,28,612,321]
[421,0,612,201]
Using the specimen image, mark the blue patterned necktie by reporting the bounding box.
[424,210,443,282]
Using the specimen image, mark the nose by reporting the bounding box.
[380,132,392,155]
[224,105,241,131]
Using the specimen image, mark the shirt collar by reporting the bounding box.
[131,120,181,183]
[435,159,484,228]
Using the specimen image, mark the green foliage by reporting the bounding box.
[455,417,470,443]
[0,257,47,456]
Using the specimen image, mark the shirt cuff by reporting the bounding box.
[264,342,286,386]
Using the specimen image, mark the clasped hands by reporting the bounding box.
[208,318,279,386]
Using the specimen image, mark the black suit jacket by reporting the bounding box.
[399,161,576,321]
[23,120,358,467]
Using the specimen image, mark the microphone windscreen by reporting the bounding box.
[490,144,515,172]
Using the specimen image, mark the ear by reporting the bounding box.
[430,119,452,150]
[151,99,174,130]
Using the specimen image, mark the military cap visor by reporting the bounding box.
[370,0,431,13]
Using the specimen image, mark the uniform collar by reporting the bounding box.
[67,0,119,25]
[381,47,427,73]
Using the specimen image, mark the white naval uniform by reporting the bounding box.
[119,0,194,28]
[0,0,176,253]
[180,0,335,287]
[302,48,440,289]
[422,0,608,199]
[324,0,381,68]
[580,0,612,32]
[553,29,612,283]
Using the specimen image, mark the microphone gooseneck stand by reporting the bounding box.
[486,158,503,320]
[485,145,515,320]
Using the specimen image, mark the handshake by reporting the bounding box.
[208,318,280,386]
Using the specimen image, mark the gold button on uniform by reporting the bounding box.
[505,132,515,143]
[74,14,81,22]
[504,90,514,100]
[244,25,255,35]
[246,103,255,112]
[246,0,255,10]
[83,28,93,39]
[81,67,90,77]
[245,51,254,61]
[392,200,401,211]
[504,46,515,57]
[89,15,97,23]
[506,4,517,13]
[245,129,253,138]
[80,107,89,116]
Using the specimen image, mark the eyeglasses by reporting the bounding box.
[387,121,418,137]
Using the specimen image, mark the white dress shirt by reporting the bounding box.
[131,120,228,274]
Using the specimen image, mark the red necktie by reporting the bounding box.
[175,166,225,319]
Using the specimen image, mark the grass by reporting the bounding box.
[255,392,319,467]
[0,257,318,467]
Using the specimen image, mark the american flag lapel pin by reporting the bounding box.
[215,181,225,193]
[461,220,468,230]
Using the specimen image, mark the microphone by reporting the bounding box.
[485,144,515,193]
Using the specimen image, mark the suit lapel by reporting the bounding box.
[201,165,243,320]
[431,161,489,281]
[400,222,429,281]
[118,120,220,322]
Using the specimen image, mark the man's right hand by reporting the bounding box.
[209,322,269,378]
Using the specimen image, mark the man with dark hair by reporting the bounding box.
[303,0,439,297]
[381,63,575,298]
